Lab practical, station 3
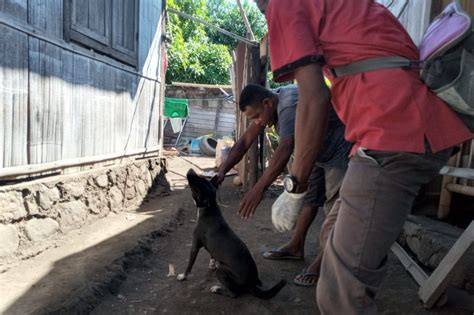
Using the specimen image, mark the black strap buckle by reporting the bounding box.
[403,60,423,70]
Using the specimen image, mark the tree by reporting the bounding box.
[165,0,267,85]
[206,0,267,48]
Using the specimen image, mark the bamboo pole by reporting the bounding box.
[0,146,161,179]
[236,0,255,41]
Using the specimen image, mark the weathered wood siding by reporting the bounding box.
[179,100,235,144]
[0,0,27,21]
[0,24,28,167]
[0,0,164,170]
[164,99,236,146]
[377,0,432,45]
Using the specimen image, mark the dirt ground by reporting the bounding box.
[88,156,469,315]
[1,155,470,314]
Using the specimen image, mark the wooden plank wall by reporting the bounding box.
[175,99,236,145]
[0,24,28,167]
[0,0,27,21]
[377,0,474,45]
[377,0,432,45]
[0,0,164,170]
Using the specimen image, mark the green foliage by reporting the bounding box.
[165,0,267,85]
[206,0,267,48]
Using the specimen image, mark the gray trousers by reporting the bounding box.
[303,165,346,217]
[316,146,452,315]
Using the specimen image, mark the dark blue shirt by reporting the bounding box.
[273,84,351,168]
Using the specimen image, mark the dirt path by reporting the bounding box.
[90,157,469,315]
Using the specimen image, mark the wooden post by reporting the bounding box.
[438,154,459,219]
[233,42,247,188]
[246,45,260,188]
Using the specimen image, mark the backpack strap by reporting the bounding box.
[329,56,420,78]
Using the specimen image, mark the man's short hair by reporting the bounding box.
[239,84,273,112]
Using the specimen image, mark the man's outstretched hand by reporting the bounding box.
[238,188,264,219]
[212,172,225,187]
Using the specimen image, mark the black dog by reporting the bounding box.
[177,169,286,299]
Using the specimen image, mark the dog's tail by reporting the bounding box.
[251,279,286,300]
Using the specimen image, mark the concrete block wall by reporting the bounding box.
[0,158,164,265]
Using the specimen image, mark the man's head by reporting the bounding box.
[239,84,277,128]
[255,0,269,14]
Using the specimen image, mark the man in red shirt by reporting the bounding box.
[256,0,473,314]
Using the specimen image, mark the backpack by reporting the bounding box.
[330,0,474,132]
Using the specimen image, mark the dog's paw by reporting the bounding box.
[177,273,187,281]
[210,285,222,294]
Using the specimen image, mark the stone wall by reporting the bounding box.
[0,158,166,264]
[398,215,474,293]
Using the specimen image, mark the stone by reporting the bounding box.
[107,170,116,185]
[0,191,27,222]
[126,166,138,182]
[88,194,109,215]
[38,186,61,210]
[125,186,137,200]
[25,218,59,241]
[143,170,153,189]
[401,215,464,269]
[62,181,86,199]
[126,178,135,188]
[108,186,124,211]
[136,180,147,197]
[0,224,19,257]
[140,163,149,176]
[113,168,127,186]
[57,201,88,232]
[24,192,40,216]
[95,174,109,188]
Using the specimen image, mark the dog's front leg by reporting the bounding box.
[177,239,202,281]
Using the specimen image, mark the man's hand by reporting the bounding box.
[212,172,226,187]
[238,188,264,219]
[271,190,307,232]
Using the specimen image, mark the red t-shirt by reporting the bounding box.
[266,0,473,154]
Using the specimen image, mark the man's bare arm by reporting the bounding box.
[238,135,293,218]
[254,135,293,192]
[216,122,264,183]
[292,63,331,185]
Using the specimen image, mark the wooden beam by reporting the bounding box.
[438,155,458,219]
[439,166,474,180]
[0,146,161,179]
[167,8,257,47]
[170,82,232,89]
[446,183,474,197]
[391,242,428,286]
[236,0,255,41]
[419,221,474,308]
[391,242,474,311]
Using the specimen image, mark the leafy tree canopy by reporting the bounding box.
[165,0,267,85]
